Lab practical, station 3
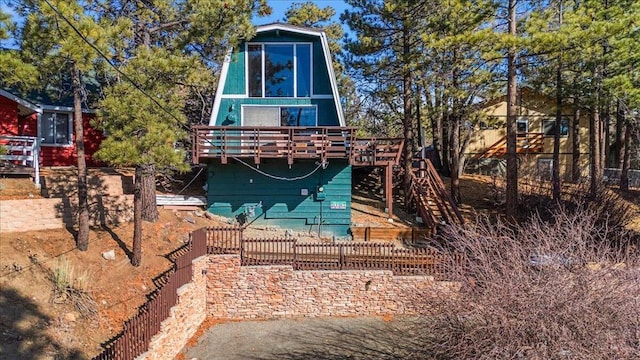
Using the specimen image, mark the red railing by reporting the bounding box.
[93,228,207,360]
[192,126,404,167]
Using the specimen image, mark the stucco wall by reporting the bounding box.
[206,254,453,320]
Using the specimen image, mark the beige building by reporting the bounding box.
[466,89,590,179]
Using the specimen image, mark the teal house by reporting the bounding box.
[193,23,403,237]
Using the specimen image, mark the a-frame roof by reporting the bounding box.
[209,23,346,127]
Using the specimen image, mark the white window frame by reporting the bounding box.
[241,105,318,127]
[40,111,73,147]
[516,117,529,134]
[245,42,313,98]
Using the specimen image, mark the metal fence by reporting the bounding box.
[206,227,460,279]
[92,228,207,360]
[92,226,458,359]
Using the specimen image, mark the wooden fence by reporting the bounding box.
[92,228,207,360]
[206,227,460,279]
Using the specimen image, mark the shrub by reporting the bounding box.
[50,257,96,318]
[418,208,640,359]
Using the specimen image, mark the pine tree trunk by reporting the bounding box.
[620,119,631,192]
[73,64,89,251]
[441,112,451,177]
[132,167,142,267]
[505,0,518,219]
[450,114,461,205]
[590,100,602,196]
[552,3,563,201]
[614,100,625,168]
[402,28,413,210]
[572,106,581,182]
[141,163,158,222]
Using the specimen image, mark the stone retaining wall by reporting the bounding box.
[0,195,133,232]
[136,256,208,360]
[206,254,454,320]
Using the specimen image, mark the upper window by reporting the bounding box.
[247,43,312,98]
[243,106,317,127]
[542,118,569,137]
[41,112,72,145]
[516,118,529,134]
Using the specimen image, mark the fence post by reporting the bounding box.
[339,245,344,270]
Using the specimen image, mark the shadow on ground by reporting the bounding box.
[181,316,437,360]
[0,287,87,360]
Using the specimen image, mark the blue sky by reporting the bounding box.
[1,1,351,47]
[260,0,350,25]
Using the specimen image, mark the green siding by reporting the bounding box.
[207,159,351,237]
[214,98,339,126]
[222,51,245,95]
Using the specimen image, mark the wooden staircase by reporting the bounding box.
[407,160,464,234]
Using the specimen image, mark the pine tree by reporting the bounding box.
[17,0,115,251]
[94,0,269,266]
[0,10,36,89]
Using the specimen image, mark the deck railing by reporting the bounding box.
[474,132,545,159]
[0,135,40,185]
[192,126,403,167]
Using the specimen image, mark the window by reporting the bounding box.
[516,118,529,134]
[41,112,72,145]
[542,118,569,137]
[537,158,553,180]
[247,43,312,98]
[243,106,317,127]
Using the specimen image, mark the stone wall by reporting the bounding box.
[136,256,208,360]
[0,195,133,233]
[206,254,453,320]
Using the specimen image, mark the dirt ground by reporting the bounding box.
[1,169,638,359]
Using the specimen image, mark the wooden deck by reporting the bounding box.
[192,126,403,167]
[474,132,544,159]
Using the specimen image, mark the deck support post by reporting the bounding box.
[385,163,393,218]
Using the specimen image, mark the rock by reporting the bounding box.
[141,285,148,291]
[193,210,205,218]
[204,212,215,220]
[183,216,196,224]
[101,300,107,305]
[102,250,116,260]
[64,312,77,322]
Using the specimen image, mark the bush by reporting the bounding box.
[419,208,640,359]
[50,257,97,318]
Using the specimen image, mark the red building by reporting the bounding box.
[0,89,104,167]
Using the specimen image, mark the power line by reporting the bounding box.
[39,0,333,183]
[41,0,185,126]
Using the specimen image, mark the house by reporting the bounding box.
[466,89,590,180]
[193,23,404,237]
[0,89,104,179]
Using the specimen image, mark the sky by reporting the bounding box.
[260,0,350,25]
[1,1,352,48]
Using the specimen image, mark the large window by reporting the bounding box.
[41,112,72,145]
[542,118,569,137]
[243,106,317,127]
[247,43,312,98]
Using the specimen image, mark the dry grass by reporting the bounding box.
[416,208,640,359]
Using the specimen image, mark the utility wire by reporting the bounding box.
[40,0,332,183]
